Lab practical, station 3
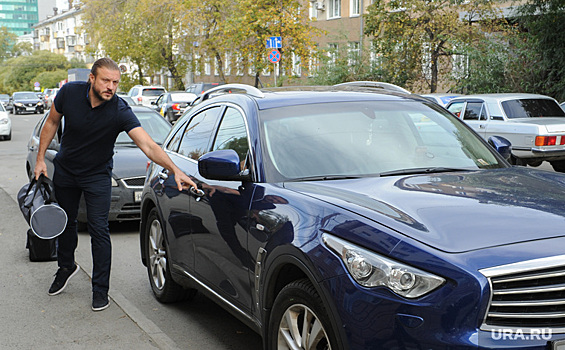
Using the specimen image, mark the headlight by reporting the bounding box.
[0,118,8,124]
[14,102,23,107]
[111,178,119,187]
[323,233,445,298]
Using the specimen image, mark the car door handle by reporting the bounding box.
[479,124,486,129]
[190,187,205,198]
[158,170,169,180]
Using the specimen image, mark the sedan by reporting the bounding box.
[153,91,197,123]
[446,93,565,171]
[0,102,11,140]
[26,105,172,229]
[10,91,45,115]
[140,83,565,349]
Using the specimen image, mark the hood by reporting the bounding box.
[112,146,149,179]
[510,117,565,133]
[284,167,565,253]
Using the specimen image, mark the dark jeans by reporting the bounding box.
[53,159,112,294]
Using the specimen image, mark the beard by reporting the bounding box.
[92,84,114,102]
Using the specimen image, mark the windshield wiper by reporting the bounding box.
[378,167,473,177]
[290,175,362,182]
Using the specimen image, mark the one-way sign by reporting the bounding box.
[266,36,282,49]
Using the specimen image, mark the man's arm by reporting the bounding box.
[128,126,197,191]
[34,106,63,180]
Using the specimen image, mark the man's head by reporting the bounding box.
[89,57,121,104]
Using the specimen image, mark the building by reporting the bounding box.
[0,0,39,36]
[32,4,93,63]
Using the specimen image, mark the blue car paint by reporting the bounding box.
[141,89,565,349]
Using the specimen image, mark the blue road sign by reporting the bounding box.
[266,36,282,49]
[268,49,281,63]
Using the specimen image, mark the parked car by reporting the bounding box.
[139,83,565,349]
[0,102,11,140]
[420,93,462,107]
[127,85,167,107]
[560,101,565,111]
[446,93,565,171]
[185,82,224,95]
[43,88,59,109]
[0,93,10,108]
[152,91,197,123]
[119,95,136,106]
[9,91,45,115]
[26,105,172,230]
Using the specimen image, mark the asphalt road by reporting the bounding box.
[0,111,263,349]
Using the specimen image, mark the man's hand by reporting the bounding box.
[173,170,197,192]
[34,159,48,180]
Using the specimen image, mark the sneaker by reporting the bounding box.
[92,291,109,311]
[48,264,80,296]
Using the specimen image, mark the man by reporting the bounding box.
[34,58,196,311]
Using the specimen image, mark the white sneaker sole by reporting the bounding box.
[92,299,110,312]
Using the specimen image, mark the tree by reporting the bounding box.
[515,0,565,101]
[364,0,507,92]
[0,27,17,61]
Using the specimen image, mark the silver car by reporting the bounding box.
[446,93,565,172]
[0,103,11,141]
[26,105,172,229]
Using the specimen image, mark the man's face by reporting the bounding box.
[90,67,120,102]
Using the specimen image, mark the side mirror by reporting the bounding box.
[488,136,512,161]
[198,149,242,181]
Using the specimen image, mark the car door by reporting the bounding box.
[458,100,489,138]
[190,105,254,311]
[156,106,224,271]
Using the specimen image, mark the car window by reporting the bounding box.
[212,107,249,162]
[501,98,565,118]
[260,101,503,181]
[142,88,166,97]
[116,110,171,145]
[14,92,38,99]
[0,103,5,112]
[170,93,196,102]
[176,106,222,160]
[447,102,464,118]
[463,102,485,121]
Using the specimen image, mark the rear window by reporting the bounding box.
[142,88,165,97]
[502,99,565,119]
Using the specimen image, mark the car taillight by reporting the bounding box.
[172,103,180,110]
[562,137,565,145]
[535,136,557,146]
[137,97,143,102]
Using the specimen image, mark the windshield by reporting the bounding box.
[502,98,565,118]
[260,101,505,181]
[14,92,38,100]
[116,110,171,145]
[142,88,165,97]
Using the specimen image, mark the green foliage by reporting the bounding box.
[0,27,17,61]
[0,51,71,93]
[311,46,384,85]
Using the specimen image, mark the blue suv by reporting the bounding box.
[140,83,565,349]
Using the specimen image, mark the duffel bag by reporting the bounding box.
[17,174,67,239]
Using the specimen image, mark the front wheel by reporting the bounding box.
[269,278,339,350]
[551,160,565,172]
[144,208,196,303]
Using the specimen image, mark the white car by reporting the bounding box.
[420,93,462,107]
[0,102,11,141]
[127,85,167,107]
[446,93,565,171]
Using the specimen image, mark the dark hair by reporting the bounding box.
[90,57,120,76]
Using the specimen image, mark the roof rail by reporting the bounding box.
[191,83,264,106]
[333,81,411,94]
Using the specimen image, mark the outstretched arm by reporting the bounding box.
[127,126,197,191]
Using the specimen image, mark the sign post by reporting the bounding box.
[266,37,282,86]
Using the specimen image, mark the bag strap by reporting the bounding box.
[35,174,57,204]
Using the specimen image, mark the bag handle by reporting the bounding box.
[35,174,57,204]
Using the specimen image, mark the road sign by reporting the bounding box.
[34,81,40,87]
[266,36,282,49]
[268,49,281,63]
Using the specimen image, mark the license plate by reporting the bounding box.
[553,340,565,350]
[26,107,35,111]
[134,191,142,202]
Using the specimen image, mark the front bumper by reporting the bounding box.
[77,179,143,223]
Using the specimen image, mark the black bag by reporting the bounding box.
[26,228,57,262]
[17,174,67,240]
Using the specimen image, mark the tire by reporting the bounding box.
[5,132,11,141]
[269,278,339,350]
[510,155,527,166]
[144,208,196,303]
[551,160,565,172]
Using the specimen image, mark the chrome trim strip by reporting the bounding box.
[493,283,565,295]
[488,311,565,319]
[479,255,565,278]
[493,270,565,284]
[491,299,565,307]
[174,265,255,324]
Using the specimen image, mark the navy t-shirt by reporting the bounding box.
[53,81,141,176]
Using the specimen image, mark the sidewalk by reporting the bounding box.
[0,186,163,350]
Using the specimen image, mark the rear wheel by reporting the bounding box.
[269,279,339,350]
[145,208,196,303]
[551,160,565,172]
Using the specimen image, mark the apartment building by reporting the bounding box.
[0,0,39,37]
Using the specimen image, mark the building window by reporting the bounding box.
[350,0,360,16]
[309,1,318,19]
[348,41,360,66]
[328,0,340,18]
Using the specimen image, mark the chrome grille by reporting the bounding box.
[121,176,145,188]
[480,255,565,332]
